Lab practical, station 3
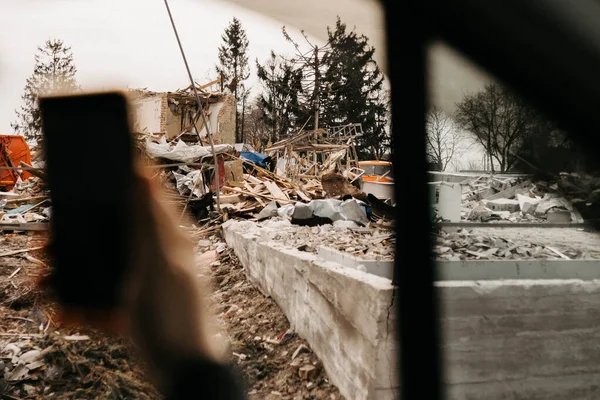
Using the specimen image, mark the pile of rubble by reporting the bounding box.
[142,135,330,221]
[458,172,600,223]
[0,176,50,229]
[231,218,395,261]
[0,234,160,399]
[433,228,595,260]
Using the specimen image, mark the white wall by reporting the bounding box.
[131,95,163,134]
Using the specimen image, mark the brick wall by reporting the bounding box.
[216,94,236,144]
[160,93,168,134]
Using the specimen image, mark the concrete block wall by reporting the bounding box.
[440,279,600,400]
[224,220,600,400]
[223,221,399,400]
[159,93,168,135]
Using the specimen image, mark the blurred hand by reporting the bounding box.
[123,169,221,391]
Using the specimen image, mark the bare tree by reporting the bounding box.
[243,98,271,151]
[425,107,464,171]
[456,83,536,173]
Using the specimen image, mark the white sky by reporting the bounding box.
[0,0,336,133]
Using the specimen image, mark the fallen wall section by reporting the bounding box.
[223,220,399,400]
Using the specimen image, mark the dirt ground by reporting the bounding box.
[197,236,342,400]
[0,230,342,399]
[0,232,161,399]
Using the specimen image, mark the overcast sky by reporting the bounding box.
[0,0,347,133]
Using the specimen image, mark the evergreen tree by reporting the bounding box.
[321,17,387,158]
[256,51,304,142]
[277,18,388,158]
[12,39,79,140]
[216,17,250,142]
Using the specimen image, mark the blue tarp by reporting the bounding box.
[240,152,270,169]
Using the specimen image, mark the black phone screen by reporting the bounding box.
[39,92,135,311]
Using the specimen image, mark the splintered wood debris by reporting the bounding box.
[219,161,325,218]
[433,228,597,260]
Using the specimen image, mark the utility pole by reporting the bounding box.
[163,0,221,212]
[313,45,320,131]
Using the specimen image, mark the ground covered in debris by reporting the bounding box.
[0,233,161,399]
[434,226,600,260]
[198,236,342,400]
[228,218,395,261]
[456,173,600,223]
[0,230,342,399]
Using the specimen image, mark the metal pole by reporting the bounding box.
[163,0,221,212]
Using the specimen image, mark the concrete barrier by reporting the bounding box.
[224,220,600,400]
[440,279,600,399]
[223,220,398,400]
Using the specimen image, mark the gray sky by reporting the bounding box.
[0,0,489,134]
[0,0,342,133]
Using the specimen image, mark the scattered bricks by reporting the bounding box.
[484,198,520,213]
[299,365,317,381]
[546,209,572,224]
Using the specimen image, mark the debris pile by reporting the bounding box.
[265,123,362,180]
[457,173,600,223]
[0,233,160,399]
[433,228,595,260]
[228,218,395,261]
[1,175,50,230]
[1,333,159,399]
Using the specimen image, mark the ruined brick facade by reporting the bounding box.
[131,90,236,144]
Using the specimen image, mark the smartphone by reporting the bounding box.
[39,92,135,312]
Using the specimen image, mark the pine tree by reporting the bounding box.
[12,39,79,140]
[216,17,250,143]
[276,18,389,158]
[321,17,387,159]
[256,51,304,142]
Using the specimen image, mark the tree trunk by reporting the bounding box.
[234,85,239,143]
[241,92,247,144]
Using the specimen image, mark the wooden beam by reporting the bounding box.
[0,223,49,231]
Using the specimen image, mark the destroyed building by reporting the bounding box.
[128,87,236,144]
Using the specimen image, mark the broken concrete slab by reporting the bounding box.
[292,203,313,220]
[438,183,462,222]
[484,198,520,213]
[317,245,394,279]
[535,197,573,217]
[485,180,531,200]
[516,193,541,214]
[257,201,279,220]
[546,209,572,223]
